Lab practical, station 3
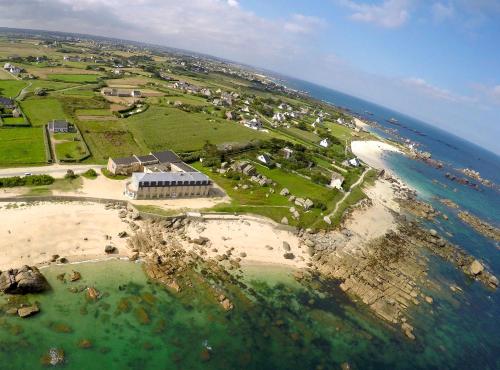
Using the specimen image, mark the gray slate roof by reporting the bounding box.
[112,156,138,165]
[151,150,181,164]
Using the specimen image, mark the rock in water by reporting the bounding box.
[40,348,64,366]
[17,304,40,318]
[69,271,81,282]
[0,266,48,294]
[470,260,484,275]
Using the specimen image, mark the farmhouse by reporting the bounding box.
[282,147,294,159]
[329,172,345,190]
[102,88,142,98]
[0,97,15,109]
[48,120,72,133]
[257,153,272,165]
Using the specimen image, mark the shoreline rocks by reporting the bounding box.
[0,266,49,294]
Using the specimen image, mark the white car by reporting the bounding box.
[24,172,32,176]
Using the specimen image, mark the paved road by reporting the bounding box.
[0,164,103,178]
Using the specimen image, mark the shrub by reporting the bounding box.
[64,169,78,179]
[82,169,98,179]
[0,174,54,188]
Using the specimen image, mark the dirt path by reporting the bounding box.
[328,167,369,218]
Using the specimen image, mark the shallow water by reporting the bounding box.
[1,260,499,369]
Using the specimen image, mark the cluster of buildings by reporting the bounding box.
[107,150,213,199]
[3,63,22,75]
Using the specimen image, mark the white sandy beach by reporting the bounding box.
[351,140,401,171]
[0,202,130,270]
[184,215,308,268]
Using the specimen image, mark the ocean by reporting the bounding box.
[0,80,499,369]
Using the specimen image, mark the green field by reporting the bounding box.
[47,74,101,83]
[1,116,27,126]
[55,140,87,160]
[78,120,144,162]
[20,98,68,126]
[76,108,112,116]
[127,106,266,152]
[53,132,78,140]
[0,80,27,98]
[284,127,321,143]
[0,127,46,165]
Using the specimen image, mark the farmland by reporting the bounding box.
[0,80,28,98]
[20,98,68,126]
[126,106,267,152]
[47,74,101,83]
[0,127,46,165]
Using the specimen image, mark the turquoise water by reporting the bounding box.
[1,260,499,369]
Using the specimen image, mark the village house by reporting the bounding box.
[329,172,345,190]
[272,112,286,123]
[319,138,331,148]
[257,153,272,165]
[63,55,81,62]
[48,119,72,133]
[244,117,263,130]
[282,147,294,159]
[0,97,15,109]
[102,88,141,98]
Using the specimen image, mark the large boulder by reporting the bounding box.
[469,260,484,276]
[0,266,49,294]
[18,304,40,318]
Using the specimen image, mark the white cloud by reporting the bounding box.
[0,0,325,68]
[431,2,455,21]
[402,77,475,103]
[284,14,326,34]
[341,0,411,28]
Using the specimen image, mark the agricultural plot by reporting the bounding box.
[126,106,267,152]
[20,98,68,127]
[0,69,15,80]
[55,141,87,161]
[47,74,101,83]
[0,80,28,98]
[0,127,46,165]
[1,116,28,126]
[78,120,144,163]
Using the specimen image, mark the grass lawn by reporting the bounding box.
[79,120,144,163]
[284,127,321,143]
[0,80,28,98]
[20,98,68,127]
[0,127,46,165]
[56,85,98,97]
[47,74,101,83]
[55,141,87,160]
[53,132,78,140]
[26,176,83,195]
[75,108,112,116]
[127,106,267,152]
[1,116,28,125]
[24,80,77,93]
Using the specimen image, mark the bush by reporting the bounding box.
[0,174,54,188]
[64,169,78,179]
[82,169,98,179]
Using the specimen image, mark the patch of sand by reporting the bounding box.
[0,202,130,270]
[185,215,308,268]
[353,117,369,129]
[351,140,401,171]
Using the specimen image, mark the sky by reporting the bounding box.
[0,0,499,154]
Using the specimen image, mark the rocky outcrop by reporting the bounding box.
[457,211,500,242]
[0,266,48,294]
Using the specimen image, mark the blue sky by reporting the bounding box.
[1,0,499,153]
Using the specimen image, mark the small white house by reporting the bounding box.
[319,138,331,148]
[244,118,262,130]
[348,158,361,167]
[3,63,12,70]
[337,117,345,125]
[257,153,272,165]
[272,112,286,123]
[329,172,345,190]
[282,147,294,159]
